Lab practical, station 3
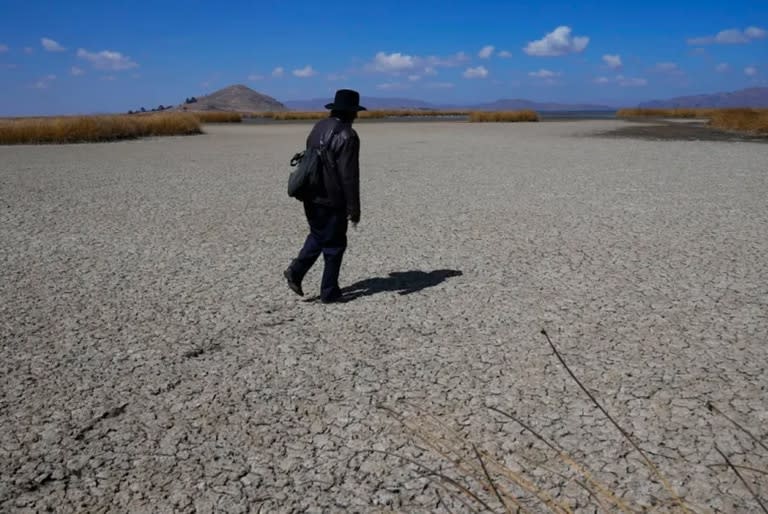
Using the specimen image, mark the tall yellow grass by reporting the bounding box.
[0,113,202,144]
[192,111,242,123]
[468,110,539,122]
[616,108,713,118]
[708,108,768,134]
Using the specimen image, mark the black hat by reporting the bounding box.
[325,89,367,111]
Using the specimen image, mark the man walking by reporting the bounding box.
[284,89,364,303]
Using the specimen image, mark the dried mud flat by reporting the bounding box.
[1,120,766,512]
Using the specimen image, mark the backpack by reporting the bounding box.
[287,123,341,201]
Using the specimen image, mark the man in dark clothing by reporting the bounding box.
[284,89,364,303]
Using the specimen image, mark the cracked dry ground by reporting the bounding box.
[1,121,766,513]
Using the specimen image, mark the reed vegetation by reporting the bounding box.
[617,107,768,134]
[0,113,202,144]
[707,108,768,134]
[468,110,540,122]
[192,111,243,123]
[616,108,713,118]
[250,109,470,120]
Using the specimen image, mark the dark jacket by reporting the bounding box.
[305,117,361,222]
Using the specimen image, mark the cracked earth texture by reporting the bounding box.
[1,121,766,513]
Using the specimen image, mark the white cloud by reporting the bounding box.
[371,52,416,72]
[745,26,767,39]
[24,47,34,54]
[478,45,495,59]
[745,66,758,77]
[77,49,138,70]
[715,63,730,73]
[327,73,347,81]
[654,62,678,71]
[70,66,84,76]
[463,65,489,79]
[408,74,421,81]
[687,26,767,45]
[376,82,409,90]
[602,54,622,69]
[272,66,284,77]
[595,75,647,87]
[33,74,56,89]
[101,75,117,81]
[369,51,466,76]
[424,82,455,89]
[445,51,470,64]
[617,75,647,87]
[528,69,560,78]
[524,26,589,56]
[653,62,684,76]
[498,50,512,58]
[0,44,8,53]
[248,73,264,81]
[41,38,65,52]
[293,65,316,78]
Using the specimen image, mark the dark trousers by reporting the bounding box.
[289,203,348,300]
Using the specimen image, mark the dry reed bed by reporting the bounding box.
[468,110,539,122]
[249,109,539,122]
[250,109,470,121]
[0,113,202,144]
[618,108,768,134]
[191,111,243,123]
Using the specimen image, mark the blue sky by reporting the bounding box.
[0,0,766,115]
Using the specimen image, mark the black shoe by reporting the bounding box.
[284,269,304,297]
[320,290,344,304]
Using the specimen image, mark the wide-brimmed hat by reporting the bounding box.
[325,89,367,111]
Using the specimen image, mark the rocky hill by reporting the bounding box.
[180,85,287,112]
[639,87,768,108]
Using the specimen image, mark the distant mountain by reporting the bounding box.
[639,87,768,108]
[285,96,614,112]
[468,99,614,111]
[179,84,287,112]
[284,97,438,111]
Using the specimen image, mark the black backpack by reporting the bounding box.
[287,124,340,201]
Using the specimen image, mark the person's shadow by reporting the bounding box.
[339,269,463,301]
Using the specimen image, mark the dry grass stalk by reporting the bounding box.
[488,406,634,514]
[378,329,767,512]
[539,329,693,513]
[0,113,202,144]
[380,404,574,513]
[469,111,539,122]
[714,446,768,513]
